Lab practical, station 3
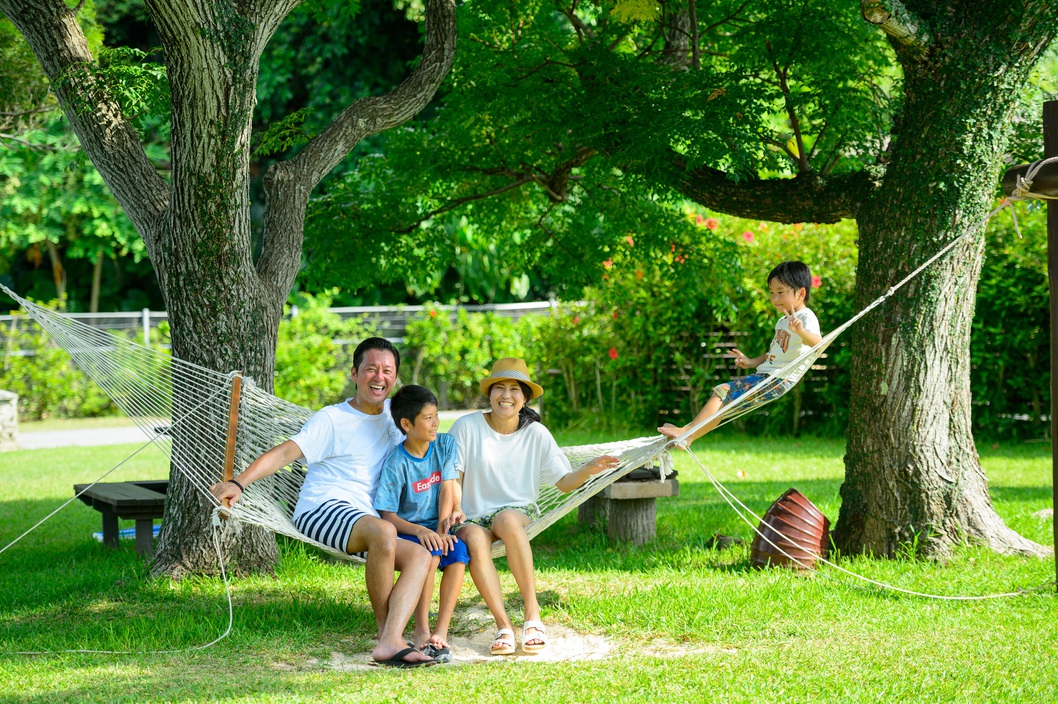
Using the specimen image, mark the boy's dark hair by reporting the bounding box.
[353,337,401,373]
[390,384,438,434]
[767,261,813,303]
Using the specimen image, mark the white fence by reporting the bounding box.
[0,301,557,350]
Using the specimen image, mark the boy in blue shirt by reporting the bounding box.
[375,385,468,664]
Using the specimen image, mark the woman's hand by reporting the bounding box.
[584,455,621,476]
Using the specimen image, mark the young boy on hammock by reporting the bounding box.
[660,260,823,445]
[374,384,469,664]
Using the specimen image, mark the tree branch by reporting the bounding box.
[391,176,536,234]
[0,0,169,251]
[258,0,457,289]
[672,156,874,223]
[861,0,931,57]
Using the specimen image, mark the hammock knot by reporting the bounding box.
[1013,173,1035,202]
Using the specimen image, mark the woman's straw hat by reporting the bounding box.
[479,357,544,400]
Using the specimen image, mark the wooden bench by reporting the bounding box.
[577,468,679,545]
[74,480,168,556]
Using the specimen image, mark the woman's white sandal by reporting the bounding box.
[521,620,547,654]
[490,628,516,656]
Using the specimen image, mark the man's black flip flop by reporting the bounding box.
[375,647,435,668]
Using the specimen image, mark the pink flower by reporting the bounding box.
[758,222,768,231]
[741,231,755,243]
[812,275,822,288]
[626,235,635,247]
[608,347,618,360]
[695,214,705,226]
[572,315,580,325]
[603,258,613,269]
[704,218,719,230]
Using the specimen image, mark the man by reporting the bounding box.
[210,337,434,667]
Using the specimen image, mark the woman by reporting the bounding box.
[449,358,620,655]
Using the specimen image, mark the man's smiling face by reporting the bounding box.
[351,348,398,412]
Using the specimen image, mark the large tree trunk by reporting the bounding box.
[835,2,1056,558]
[147,0,286,576]
[2,0,457,577]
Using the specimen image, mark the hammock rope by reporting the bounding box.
[0,284,673,561]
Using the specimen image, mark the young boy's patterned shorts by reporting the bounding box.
[712,372,793,409]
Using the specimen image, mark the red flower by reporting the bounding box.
[429,309,437,318]
[612,311,619,320]
[741,230,755,243]
[603,258,613,269]
[625,235,635,246]
[704,218,719,230]
[811,275,822,288]
[608,347,618,360]
[572,315,580,325]
[635,269,644,280]
[695,214,705,226]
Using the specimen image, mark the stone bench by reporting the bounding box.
[74,480,168,556]
[577,468,679,545]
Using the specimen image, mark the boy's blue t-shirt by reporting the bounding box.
[374,432,461,531]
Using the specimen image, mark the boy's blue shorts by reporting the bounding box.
[713,373,793,408]
[397,533,470,569]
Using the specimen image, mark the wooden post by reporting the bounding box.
[222,374,243,484]
[1001,100,1058,591]
[1045,101,1058,593]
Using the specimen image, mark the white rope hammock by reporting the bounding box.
[0,283,680,560]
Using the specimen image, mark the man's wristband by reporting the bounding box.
[229,478,245,492]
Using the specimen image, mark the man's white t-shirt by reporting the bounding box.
[290,399,404,522]
[757,307,821,375]
[449,411,572,520]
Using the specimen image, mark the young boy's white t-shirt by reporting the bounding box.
[449,411,572,520]
[756,307,820,375]
[290,399,404,522]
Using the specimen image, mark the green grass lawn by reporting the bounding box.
[0,433,1053,703]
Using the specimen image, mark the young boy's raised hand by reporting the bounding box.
[731,348,749,369]
[784,308,805,335]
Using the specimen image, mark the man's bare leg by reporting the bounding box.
[347,516,433,664]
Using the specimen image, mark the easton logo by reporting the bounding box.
[414,471,442,494]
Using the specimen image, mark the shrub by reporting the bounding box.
[403,306,526,407]
[0,305,115,421]
[971,203,1049,440]
[273,291,377,409]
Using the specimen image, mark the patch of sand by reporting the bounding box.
[271,606,737,670]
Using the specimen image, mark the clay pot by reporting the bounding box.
[749,488,830,570]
